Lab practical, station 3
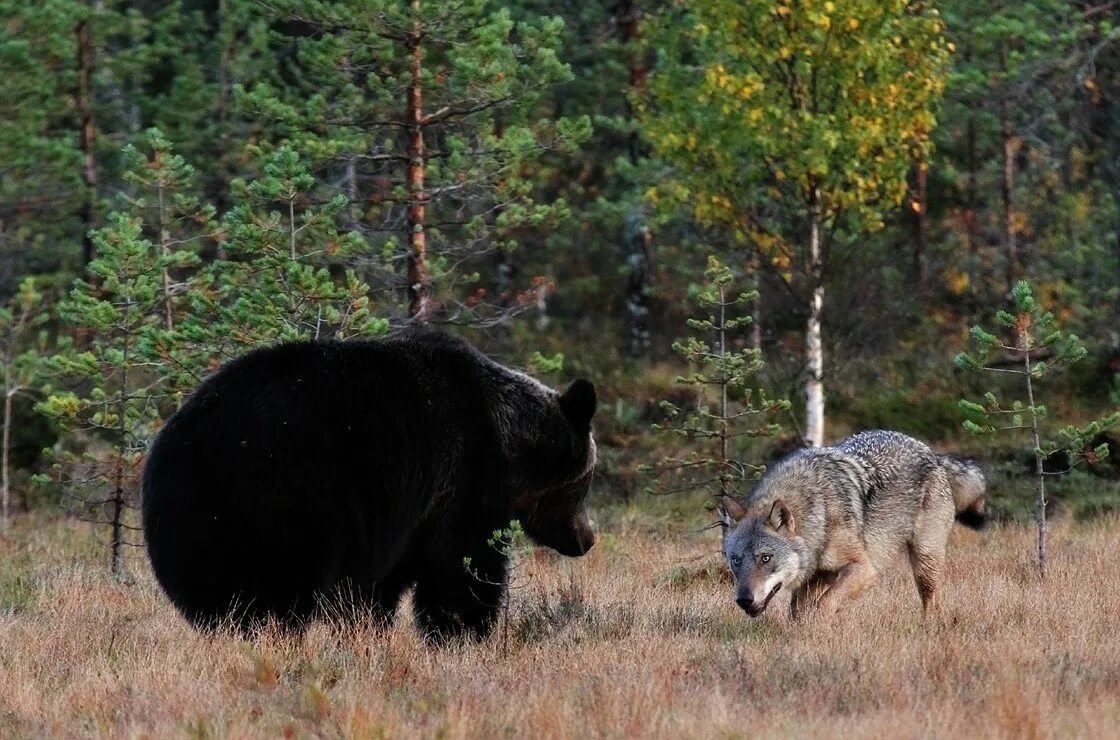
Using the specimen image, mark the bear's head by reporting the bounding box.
[511,378,598,557]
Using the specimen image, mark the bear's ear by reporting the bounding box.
[559,378,597,430]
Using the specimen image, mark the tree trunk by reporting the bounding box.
[1115,187,1120,301]
[619,0,647,165]
[717,282,729,498]
[406,0,430,321]
[1021,327,1047,577]
[805,189,825,447]
[965,42,979,261]
[76,12,98,265]
[344,155,359,232]
[111,322,129,578]
[158,183,174,331]
[965,111,982,299]
[1000,43,1018,293]
[212,0,233,220]
[624,212,650,354]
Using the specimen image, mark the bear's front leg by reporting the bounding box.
[412,531,508,643]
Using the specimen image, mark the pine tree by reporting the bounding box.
[243,0,589,323]
[138,0,276,211]
[938,0,1084,296]
[0,0,88,278]
[956,280,1120,576]
[112,128,225,402]
[217,146,386,346]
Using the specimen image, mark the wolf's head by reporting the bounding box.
[718,497,806,617]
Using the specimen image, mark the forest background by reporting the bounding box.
[2,0,1120,568]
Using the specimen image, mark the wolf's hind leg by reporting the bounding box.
[910,491,954,613]
[907,542,947,613]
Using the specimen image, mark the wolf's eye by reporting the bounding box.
[729,555,742,568]
[759,554,772,564]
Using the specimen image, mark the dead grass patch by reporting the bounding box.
[1,514,1118,738]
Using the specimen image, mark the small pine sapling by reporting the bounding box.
[956,280,1120,576]
[463,519,532,655]
[644,255,788,508]
[39,216,170,576]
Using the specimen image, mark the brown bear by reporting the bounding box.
[141,330,597,639]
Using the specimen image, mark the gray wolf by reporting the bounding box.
[718,429,985,617]
[142,331,597,639]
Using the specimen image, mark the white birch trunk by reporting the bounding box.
[805,193,825,447]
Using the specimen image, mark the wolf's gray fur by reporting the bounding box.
[719,430,986,617]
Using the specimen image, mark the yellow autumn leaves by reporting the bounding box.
[644,0,951,246]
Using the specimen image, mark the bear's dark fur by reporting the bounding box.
[141,331,597,639]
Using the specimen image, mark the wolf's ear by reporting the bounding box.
[717,496,747,529]
[768,499,796,534]
[559,379,597,431]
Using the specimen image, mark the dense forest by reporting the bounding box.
[2,0,1120,566]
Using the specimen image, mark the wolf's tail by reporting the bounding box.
[941,456,987,529]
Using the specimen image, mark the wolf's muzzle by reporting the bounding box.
[737,582,782,617]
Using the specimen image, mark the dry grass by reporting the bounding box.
[2,510,1119,739]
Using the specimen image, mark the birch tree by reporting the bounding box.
[645,0,950,446]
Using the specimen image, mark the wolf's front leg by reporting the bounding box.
[816,557,878,615]
[790,572,837,619]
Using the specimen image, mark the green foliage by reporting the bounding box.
[840,391,962,443]
[217,146,387,346]
[645,256,787,500]
[527,351,564,377]
[110,129,224,401]
[0,0,88,279]
[463,518,531,654]
[957,281,1116,464]
[644,0,949,443]
[463,519,529,578]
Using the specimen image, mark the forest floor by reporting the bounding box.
[1,504,1119,739]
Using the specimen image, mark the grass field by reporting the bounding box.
[1,506,1119,739]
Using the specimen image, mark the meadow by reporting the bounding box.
[1,502,1118,739]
